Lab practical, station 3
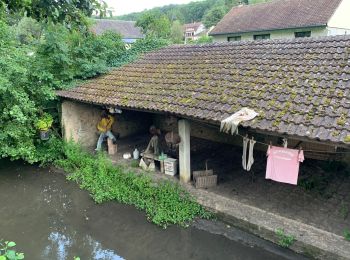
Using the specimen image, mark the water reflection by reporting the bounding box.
[43,232,123,260]
[0,162,294,260]
[43,232,71,259]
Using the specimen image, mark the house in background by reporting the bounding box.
[91,19,144,43]
[183,22,207,43]
[210,0,350,42]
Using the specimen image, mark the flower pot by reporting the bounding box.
[40,130,50,140]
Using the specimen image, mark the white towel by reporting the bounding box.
[220,108,258,135]
[246,139,256,171]
[242,137,249,170]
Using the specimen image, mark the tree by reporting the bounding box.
[203,5,226,28]
[136,11,171,39]
[117,0,272,25]
[182,0,214,23]
[167,8,186,23]
[15,17,42,44]
[0,19,127,162]
[0,20,45,162]
[0,0,107,27]
[170,20,184,44]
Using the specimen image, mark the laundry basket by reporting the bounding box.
[193,160,217,189]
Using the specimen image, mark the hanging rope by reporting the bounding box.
[190,119,350,155]
[235,133,350,154]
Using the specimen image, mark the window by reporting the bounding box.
[253,34,270,40]
[228,36,241,42]
[295,31,311,38]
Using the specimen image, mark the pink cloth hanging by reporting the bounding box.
[265,146,304,185]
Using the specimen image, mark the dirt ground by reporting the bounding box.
[104,133,350,237]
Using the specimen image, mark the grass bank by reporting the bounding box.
[56,142,211,228]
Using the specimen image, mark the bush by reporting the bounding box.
[0,17,168,164]
[34,135,64,166]
[110,36,169,67]
[56,142,211,228]
[0,20,39,162]
[188,35,213,44]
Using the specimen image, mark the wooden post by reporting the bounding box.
[107,138,117,155]
[178,119,191,183]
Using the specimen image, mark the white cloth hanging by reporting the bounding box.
[246,138,256,171]
[242,136,249,170]
[283,138,288,148]
[220,108,258,135]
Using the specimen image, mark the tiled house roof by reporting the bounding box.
[90,19,143,39]
[57,36,350,146]
[184,22,203,32]
[210,0,342,35]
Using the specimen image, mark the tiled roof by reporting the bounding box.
[57,36,350,146]
[90,19,143,39]
[184,22,203,32]
[210,0,342,35]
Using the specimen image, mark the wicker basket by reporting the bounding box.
[193,160,217,189]
[194,175,218,189]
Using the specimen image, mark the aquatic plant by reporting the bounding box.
[55,142,211,228]
[0,241,24,260]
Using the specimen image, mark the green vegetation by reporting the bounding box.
[0,19,120,162]
[116,0,271,25]
[344,230,350,241]
[110,36,169,68]
[170,20,184,44]
[0,5,168,164]
[188,35,214,44]
[130,160,140,168]
[0,0,105,26]
[115,0,272,44]
[35,113,53,131]
[136,11,171,39]
[56,142,211,228]
[0,241,24,260]
[275,228,295,248]
[340,204,349,220]
[202,5,226,27]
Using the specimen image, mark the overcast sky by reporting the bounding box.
[104,0,195,16]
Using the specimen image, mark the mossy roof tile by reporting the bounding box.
[58,35,350,146]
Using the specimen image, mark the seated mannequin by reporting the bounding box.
[144,125,160,156]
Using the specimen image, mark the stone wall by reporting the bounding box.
[61,100,152,149]
[61,101,101,148]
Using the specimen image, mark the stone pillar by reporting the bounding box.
[178,119,191,183]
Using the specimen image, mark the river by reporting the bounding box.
[0,161,305,260]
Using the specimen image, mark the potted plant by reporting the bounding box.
[35,113,53,140]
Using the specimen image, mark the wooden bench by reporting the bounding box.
[141,152,165,173]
